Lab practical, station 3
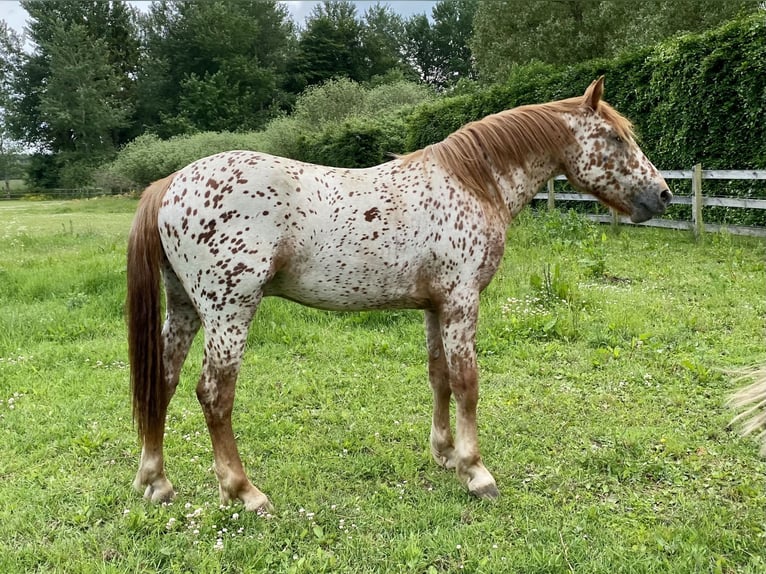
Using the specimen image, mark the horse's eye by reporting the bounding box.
[612,134,624,144]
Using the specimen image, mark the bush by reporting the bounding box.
[291,78,369,128]
[98,131,269,189]
[401,14,766,224]
[100,13,765,216]
[404,13,766,173]
[101,78,434,186]
[300,115,409,168]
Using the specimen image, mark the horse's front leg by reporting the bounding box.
[438,297,499,500]
[425,310,456,469]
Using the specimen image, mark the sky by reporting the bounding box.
[1,1,438,37]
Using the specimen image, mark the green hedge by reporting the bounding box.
[303,13,764,190]
[95,131,269,190]
[103,13,764,226]
[299,115,409,168]
[404,14,766,173]
[399,14,765,226]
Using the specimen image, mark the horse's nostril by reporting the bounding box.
[660,188,673,205]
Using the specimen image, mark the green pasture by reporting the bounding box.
[0,197,764,573]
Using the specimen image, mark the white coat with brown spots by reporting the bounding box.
[127,77,672,511]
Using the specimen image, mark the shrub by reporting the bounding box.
[101,78,433,185]
[300,115,409,168]
[404,13,766,173]
[98,132,269,189]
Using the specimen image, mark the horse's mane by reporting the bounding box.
[401,96,635,210]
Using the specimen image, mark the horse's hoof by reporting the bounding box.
[143,483,176,504]
[244,493,274,514]
[468,478,499,500]
[134,474,175,504]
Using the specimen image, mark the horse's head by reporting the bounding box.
[562,77,672,223]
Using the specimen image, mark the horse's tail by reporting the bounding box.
[728,366,766,456]
[127,173,176,444]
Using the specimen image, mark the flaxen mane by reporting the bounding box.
[403,97,636,211]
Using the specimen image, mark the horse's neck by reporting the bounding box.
[495,157,563,222]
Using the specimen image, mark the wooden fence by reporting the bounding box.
[1,187,108,200]
[539,164,766,238]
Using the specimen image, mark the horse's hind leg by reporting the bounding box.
[134,266,200,502]
[196,303,272,512]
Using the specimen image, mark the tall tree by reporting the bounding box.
[403,0,478,90]
[430,0,478,88]
[0,21,23,197]
[290,0,367,90]
[137,0,296,135]
[39,22,131,158]
[13,0,140,152]
[360,3,415,81]
[471,0,762,82]
[403,14,438,87]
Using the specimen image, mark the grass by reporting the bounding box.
[0,198,764,573]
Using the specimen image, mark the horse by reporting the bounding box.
[127,77,672,512]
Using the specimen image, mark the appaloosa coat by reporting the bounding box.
[127,78,672,511]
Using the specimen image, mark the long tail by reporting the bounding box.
[728,366,766,456]
[127,174,176,443]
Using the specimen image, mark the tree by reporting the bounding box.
[10,0,141,187]
[471,0,762,82]
[403,14,439,87]
[137,0,296,135]
[0,21,23,197]
[360,3,416,82]
[17,0,140,148]
[290,0,367,90]
[403,0,478,90]
[39,23,132,158]
[430,0,478,88]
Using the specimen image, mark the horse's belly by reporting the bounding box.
[263,266,429,311]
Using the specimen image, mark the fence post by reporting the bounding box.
[547,179,555,211]
[692,163,703,240]
[610,208,620,233]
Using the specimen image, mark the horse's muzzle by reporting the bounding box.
[630,187,673,223]
[660,188,673,207]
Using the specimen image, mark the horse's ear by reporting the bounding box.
[583,76,605,111]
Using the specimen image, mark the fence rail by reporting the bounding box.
[538,164,766,238]
[5,167,766,238]
[1,187,107,200]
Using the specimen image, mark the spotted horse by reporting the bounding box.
[127,77,672,512]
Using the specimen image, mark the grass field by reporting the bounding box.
[0,197,764,573]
